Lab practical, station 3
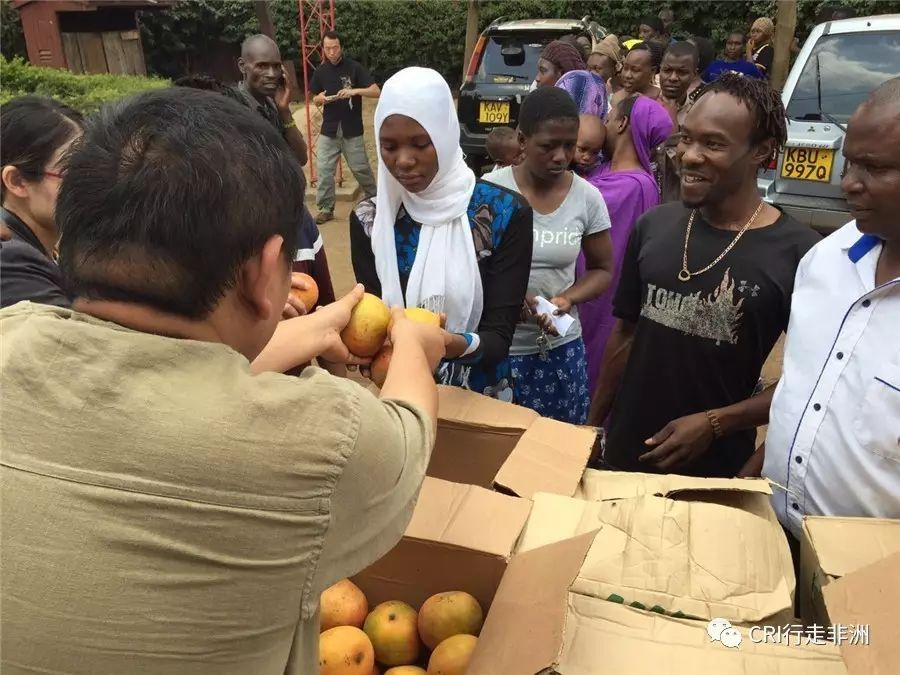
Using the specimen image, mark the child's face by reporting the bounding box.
[575,127,606,170]
[490,139,524,168]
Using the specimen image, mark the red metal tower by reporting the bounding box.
[298,0,339,186]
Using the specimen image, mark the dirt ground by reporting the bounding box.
[301,98,785,429]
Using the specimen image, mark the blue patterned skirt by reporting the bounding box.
[509,339,590,424]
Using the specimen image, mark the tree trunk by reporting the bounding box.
[771,0,798,91]
[253,1,276,39]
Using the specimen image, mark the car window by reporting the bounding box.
[476,35,555,83]
[787,30,900,122]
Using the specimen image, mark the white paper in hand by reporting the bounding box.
[534,296,575,337]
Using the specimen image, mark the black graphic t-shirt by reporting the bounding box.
[309,57,375,138]
[605,202,821,477]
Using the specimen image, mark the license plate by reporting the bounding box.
[781,147,834,182]
[479,100,510,125]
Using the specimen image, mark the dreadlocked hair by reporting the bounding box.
[696,72,787,148]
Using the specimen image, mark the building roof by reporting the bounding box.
[11,0,174,10]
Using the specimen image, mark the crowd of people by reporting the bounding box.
[0,5,898,673]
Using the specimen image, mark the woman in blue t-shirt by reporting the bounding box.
[350,67,533,401]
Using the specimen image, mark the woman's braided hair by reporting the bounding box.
[696,72,788,148]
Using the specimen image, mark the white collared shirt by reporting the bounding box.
[763,221,900,538]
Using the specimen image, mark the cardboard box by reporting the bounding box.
[824,551,900,675]
[469,533,847,675]
[516,470,795,624]
[352,476,532,612]
[799,516,900,626]
[431,385,594,498]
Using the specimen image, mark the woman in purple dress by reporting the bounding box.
[576,94,673,396]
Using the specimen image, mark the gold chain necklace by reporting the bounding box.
[678,202,764,282]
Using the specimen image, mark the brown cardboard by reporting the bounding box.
[429,385,594,498]
[470,533,842,675]
[467,532,597,675]
[518,471,795,623]
[554,594,847,675]
[799,517,900,625]
[352,477,531,612]
[576,467,774,501]
[823,552,900,675]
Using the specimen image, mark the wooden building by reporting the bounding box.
[11,0,173,76]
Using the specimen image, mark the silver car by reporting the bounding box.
[758,14,900,233]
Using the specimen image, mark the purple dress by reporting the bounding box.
[576,96,674,396]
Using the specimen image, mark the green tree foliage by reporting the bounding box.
[6,0,900,85]
[138,0,258,79]
[138,1,302,79]
[0,56,168,112]
[1,0,27,60]
[333,0,900,85]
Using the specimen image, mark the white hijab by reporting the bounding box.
[372,67,483,333]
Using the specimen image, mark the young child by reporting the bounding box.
[574,113,607,176]
[486,126,523,169]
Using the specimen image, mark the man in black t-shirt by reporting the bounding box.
[309,31,379,224]
[588,73,820,478]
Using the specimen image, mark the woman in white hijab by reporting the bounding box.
[350,67,533,401]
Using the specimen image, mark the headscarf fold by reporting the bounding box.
[629,96,675,175]
[555,70,608,119]
[592,34,624,73]
[541,40,586,75]
[372,67,482,333]
[751,17,775,43]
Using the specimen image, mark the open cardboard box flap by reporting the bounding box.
[803,516,900,579]
[352,477,531,612]
[437,384,537,430]
[517,488,794,623]
[432,386,594,498]
[404,476,532,556]
[577,468,773,501]
[555,594,847,675]
[468,531,597,675]
[823,551,900,675]
[470,531,839,675]
[494,417,597,499]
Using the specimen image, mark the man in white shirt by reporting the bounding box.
[761,77,900,538]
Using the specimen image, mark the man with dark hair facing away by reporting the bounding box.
[310,30,380,224]
[588,73,821,478]
[237,34,308,167]
[176,69,340,372]
[0,87,447,674]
